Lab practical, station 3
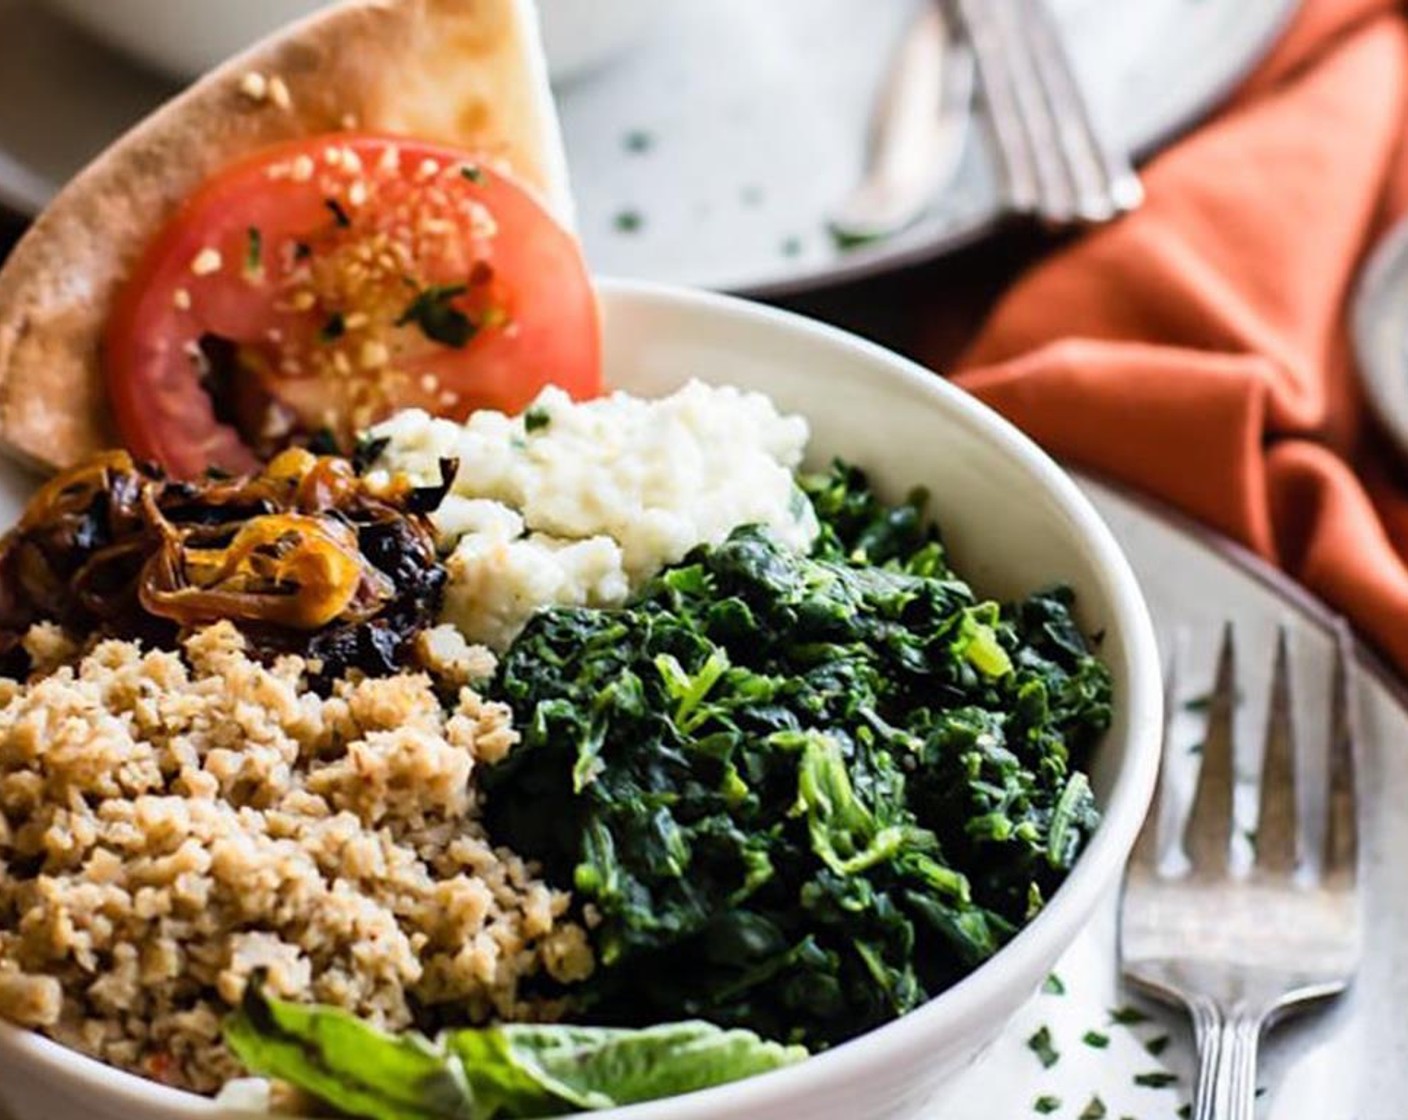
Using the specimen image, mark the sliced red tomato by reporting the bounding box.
[104,134,601,478]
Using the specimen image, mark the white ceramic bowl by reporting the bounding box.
[41,0,661,85]
[0,280,1162,1120]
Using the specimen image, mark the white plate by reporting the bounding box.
[944,475,1406,1120]
[1353,216,1408,459]
[0,0,1297,294]
[0,473,1392,1120]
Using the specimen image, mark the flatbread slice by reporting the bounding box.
[0,0,571,473]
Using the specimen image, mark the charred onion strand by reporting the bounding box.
[0,448,451,679]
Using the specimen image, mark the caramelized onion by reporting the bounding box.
[0,449,451,680]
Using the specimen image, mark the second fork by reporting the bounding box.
[1119,622,1361,1120]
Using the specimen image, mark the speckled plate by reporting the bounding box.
[942,475,1407,1120]
[0,0,1297,294]
[1353,215,1408,462]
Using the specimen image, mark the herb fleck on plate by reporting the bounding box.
[1134,1071,1178,1090]
[614,209,644,234]
[1028,1025,1060,1069]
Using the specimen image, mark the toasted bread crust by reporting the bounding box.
[0,0,569,472]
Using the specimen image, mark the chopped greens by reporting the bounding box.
[319,311,347,343]
[398,283,475,348]
[1144,1034,1170,1057]
[226,981,804,1120]
[1082,1030,1110,1049]
[1028,1026,1061,1070]
[1134,1072,1178,1089]
[1078,1097,1108,1120]
[485,462,1112,1050]
[245,226,262,274]
[1034,1096,1062,1115]
[1110,1006,1152,1026]
[1043,973,1067,996]
[523,407,551,434]
[325,197,353,228]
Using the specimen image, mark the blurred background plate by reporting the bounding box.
[0,0,1297,295]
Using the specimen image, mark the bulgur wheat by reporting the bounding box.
[0,622,592,1093]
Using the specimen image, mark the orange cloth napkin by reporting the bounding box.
[945,0,1408,675]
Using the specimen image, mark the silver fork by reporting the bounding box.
[1119,622,1361,1120]
[949,0,1144,223]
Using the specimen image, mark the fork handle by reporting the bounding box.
[1191,997,1264,1120]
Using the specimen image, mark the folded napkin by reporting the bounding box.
[944,0,1408,674]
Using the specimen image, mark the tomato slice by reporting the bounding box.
[104,134,601,478]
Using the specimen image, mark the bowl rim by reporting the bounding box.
[0,278,1163,1119]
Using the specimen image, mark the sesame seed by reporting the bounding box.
[360,340,390,370]
[291,290,316,311]
[340,147,364,175]
[340,113,359,130]
[238,71,268,102]
[267,76,292,111]
[348,181,369,207]
[332,351,352,376]
[378,146,401,175]
[324,146,343,168]
[291,155,315,182]
[417,158,441,180]
[419,372,440,393]
[344,312,370,331]
[172,288,192,311]
[191,248,223,276]
[438,390,458,407]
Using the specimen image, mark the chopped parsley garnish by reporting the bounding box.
[623,129,654,154]
[1178,1107,1192,1119]
[1082,1030,1110,1049]
[1034,1097,1061,1115]
[614,208,644,234]
[524,407,551,434]
[325,198,352,228]
[245,227,262,274]
[319,312,346,343]
[1027,1026,1059,1069]
[460,164,484,183]
[294,240,313,260]
[1134,1072,1178,1090]
[397,283,474,348]
[1078,1097,1107,1120]
[1144,1034,1170,1057]
[351,434,390,475]
[1042,973,1066,996]
[1110,1006,1151,1026]
[305,428,340,455]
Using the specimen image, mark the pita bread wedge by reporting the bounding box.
[0,0,571,474]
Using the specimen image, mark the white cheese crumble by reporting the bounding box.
[370,381,818,649]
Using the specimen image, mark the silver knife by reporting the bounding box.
[829,1,975,244]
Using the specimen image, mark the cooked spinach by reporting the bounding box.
[484,462,1111,1050]
[226,981,804,1120]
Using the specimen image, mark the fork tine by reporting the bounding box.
[1183,623,1236,874]
[1323,618,1359,883]
[1016,0,1144,220]
[989,0,1076,220]
[952,0,1041,214]
[1129,648,1178,871]
[1254,628,1298,875]
[1015,0,1108,221]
